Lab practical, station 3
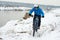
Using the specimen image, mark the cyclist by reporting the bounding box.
[29,4,44,36]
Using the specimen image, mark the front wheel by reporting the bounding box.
[33,29,35,37]
[33,29,38,37]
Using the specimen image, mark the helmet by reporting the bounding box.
[34,4,39,7]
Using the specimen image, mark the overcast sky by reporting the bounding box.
[0,0,60,6]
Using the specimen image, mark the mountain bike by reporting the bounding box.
[33,17,39,36]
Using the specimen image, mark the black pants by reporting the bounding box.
[33,14,41,30]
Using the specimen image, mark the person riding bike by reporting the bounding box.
[29,4,44,36]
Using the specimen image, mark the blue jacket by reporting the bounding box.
[29,7,44,16]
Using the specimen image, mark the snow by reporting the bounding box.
[51,8,60,13]
[0,7,31,11]
[0,9,60,40]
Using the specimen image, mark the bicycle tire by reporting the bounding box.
[33,29,35,37]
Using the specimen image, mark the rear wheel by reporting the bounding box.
[36,29,38,32]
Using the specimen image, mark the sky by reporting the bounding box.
[0,0,60,6]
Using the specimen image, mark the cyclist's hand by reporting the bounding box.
[29,14,31,16]
[31,15,33,17]
[29,14,33,17]
[42,16,44,18]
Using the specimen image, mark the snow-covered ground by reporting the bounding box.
[0,8,60,40]
[0,7,31,11]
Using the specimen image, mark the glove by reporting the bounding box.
[42,16,44,18]
[29,14,33,17]
[29,14,31,16]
